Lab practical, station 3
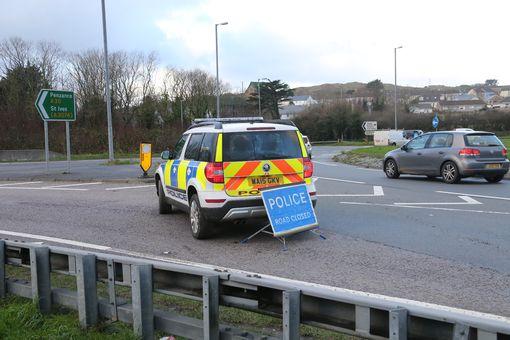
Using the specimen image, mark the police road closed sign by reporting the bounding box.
[261,184,318,237]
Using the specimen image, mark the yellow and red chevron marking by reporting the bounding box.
[223,158,304,196]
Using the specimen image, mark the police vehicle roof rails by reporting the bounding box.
[189,117,264,130]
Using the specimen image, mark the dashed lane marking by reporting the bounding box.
[437,190,510,202]
[315,176,366,184]
[105,184,154,191]
[317,185,384,197]
[394,195,482,206]
[338,201,510,215]
[0,181,43,187]
[42,182,102,189]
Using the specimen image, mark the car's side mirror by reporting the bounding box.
[401,145,408,151]
[161,150,174,160]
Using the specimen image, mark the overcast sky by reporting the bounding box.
[2,0,509,90]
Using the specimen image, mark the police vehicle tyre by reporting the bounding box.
[384,159,400,179]
[189,194,213,239]
[441,161,461,184]
[484,174,504,183]
[158,180,173,214]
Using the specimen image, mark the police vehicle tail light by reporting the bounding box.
[205,162,224,183]
[303,158,313,178]
[459,148,480,157]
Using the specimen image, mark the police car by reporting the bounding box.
[155,117,317,239]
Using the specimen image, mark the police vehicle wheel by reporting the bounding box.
[189,194,212,239]
[158,180,173,214]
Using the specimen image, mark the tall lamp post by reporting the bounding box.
[394,45,403,130]
[101,0,114,161]
[215,22,228,118]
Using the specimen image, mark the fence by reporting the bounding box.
[1,239,509,340]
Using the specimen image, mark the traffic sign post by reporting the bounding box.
[432,114,439,131]
[35,89,76,173]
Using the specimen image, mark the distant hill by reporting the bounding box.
[292,82,489,100]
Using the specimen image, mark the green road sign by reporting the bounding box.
[35,89,76,121]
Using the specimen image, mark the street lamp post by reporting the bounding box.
[215,22,228,118]
[101,0,114,161]
[394,46,403,130]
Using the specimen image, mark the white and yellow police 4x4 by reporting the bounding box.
[155,117,317,239]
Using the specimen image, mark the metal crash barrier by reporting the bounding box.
[1,239,509,339]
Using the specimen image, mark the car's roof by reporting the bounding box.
[185,122,298,134]
[423,130,494,135]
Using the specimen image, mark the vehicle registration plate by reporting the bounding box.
[250,175,282,186]
[486,163,502,169]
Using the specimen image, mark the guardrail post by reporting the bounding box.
[389,308,407,340]
[0,240,5,298]
[30,246,51,313]
[107,259,118,321]
[132,264,154,340]
[283,290,301,340]
[477,330,497,340]
[203,275,220,340]
[355,305,371,335]
[453,323,469,340]
[76,254,98,327]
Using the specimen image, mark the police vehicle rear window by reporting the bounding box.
[223,131,302,161]
[464,134,503,147]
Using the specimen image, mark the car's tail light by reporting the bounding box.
[459,148,480,156]
[503,148,508,157]
[205,162,224,183]
[303,157,313,178]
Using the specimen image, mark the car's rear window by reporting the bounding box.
[464,134,503,147]
[223,131,302,161]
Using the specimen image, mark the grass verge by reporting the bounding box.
[500,136,509,149]
[5,265,354,339]
[312,140,371,146]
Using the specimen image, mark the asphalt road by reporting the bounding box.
[0,146,509,317]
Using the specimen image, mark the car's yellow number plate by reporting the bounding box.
[250,175,282,186]
[486,163,502,169]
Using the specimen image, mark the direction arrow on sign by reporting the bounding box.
[362,121,377,131]
[35,89,76,121]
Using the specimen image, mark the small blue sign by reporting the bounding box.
[261,184,318,237]
[432,114,439,129]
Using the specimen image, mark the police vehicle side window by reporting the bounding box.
[173,135,188,159]
[198,133,217,162]
[184,134,204,160]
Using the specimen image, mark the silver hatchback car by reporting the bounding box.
[383,131,509,183]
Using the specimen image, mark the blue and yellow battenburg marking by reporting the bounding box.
[163,160,209,191]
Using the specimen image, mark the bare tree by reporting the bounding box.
[35,40,64,87]
[67,49,105,104]
[140,51,158,99]
[0,37,33,75]
[112,51,143,125]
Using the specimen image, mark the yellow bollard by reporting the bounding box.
[139,143,152,177]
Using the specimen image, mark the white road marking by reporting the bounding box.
[318,185,384,197]
[437,190,510,202]
[42,182,102,188]
[394,195,482,206]
[0,181,43,187]
[338,201,510,215]
[315,176,366,184]
[0,230,111,251]
[105,184,154,191]
[0,186,88,191]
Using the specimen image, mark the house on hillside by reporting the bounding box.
[468,86,497,103]
[409,102,435,114]
[445,93,478,101]
[437,100,486,112]
[279,95,318,119]
[492,97,510,110]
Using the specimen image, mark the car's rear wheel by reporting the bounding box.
[384,159,400,179]
[441,161,460,184]
[484,174,504,183]
[189,194,213,239]
[158,180,173,214]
